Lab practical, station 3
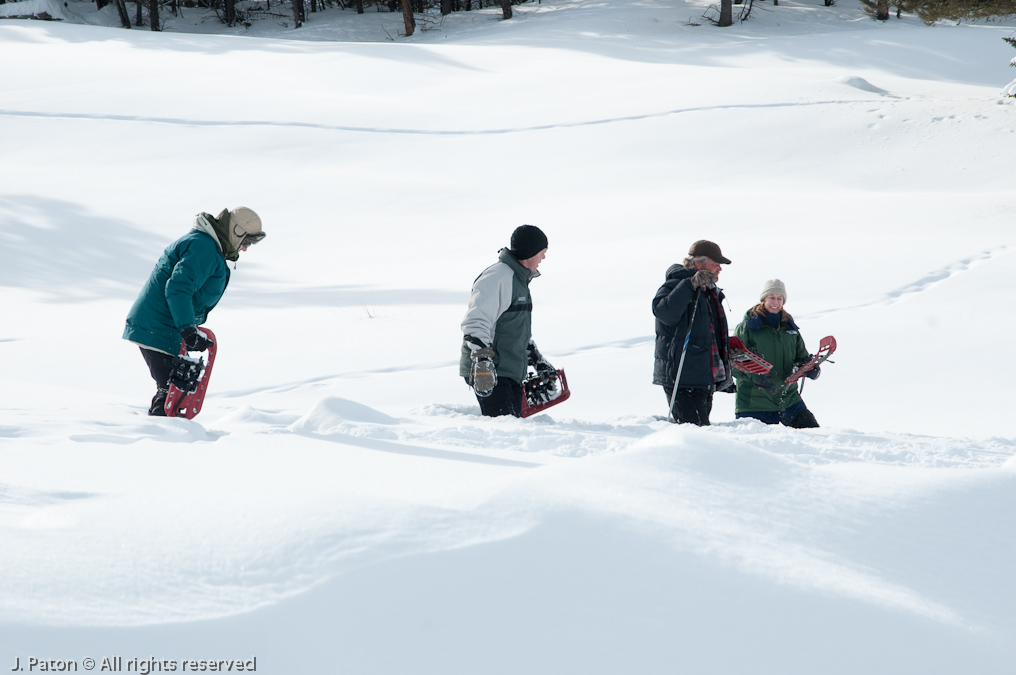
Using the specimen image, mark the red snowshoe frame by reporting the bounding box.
[728,336,773,376]
[785,335,836,386]
[520,368,571,418]
[163,328,217,419]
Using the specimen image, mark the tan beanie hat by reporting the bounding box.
[226,206,264,252]
[230,207,262,235]
[760,279,787,303]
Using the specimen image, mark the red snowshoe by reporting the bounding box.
[163,328,217,419]
[785,335,836,386]
[728,336,773,376]
[521,368,570,418]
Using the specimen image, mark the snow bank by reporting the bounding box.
[292,396,401,432]
[1,0,1015,671]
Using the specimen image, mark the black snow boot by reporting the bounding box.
[783,408,819,428]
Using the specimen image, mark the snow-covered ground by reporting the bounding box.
[2,0,1015,671]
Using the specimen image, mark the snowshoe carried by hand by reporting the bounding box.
[520,367,570,418]
[728,336,773,376]
[785,336,836,386]
[164,328,217,419]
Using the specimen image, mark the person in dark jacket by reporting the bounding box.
[733,279,820,428]
[123,207,266,416]
[459,225,552,418]
[652,240,733,425]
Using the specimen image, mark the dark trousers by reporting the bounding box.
[664,386,713,426]
[140,347,175,416]
[736,401,819,428]
[477,378,524,418]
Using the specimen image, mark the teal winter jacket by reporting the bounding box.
[123,230,230,354]
[733,308,810,414]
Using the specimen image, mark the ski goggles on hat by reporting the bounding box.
[240,231,266,248]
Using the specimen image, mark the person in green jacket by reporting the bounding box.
[733,279,820,428]
[123,207,266,416]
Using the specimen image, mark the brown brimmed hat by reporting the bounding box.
[688,240,731,265]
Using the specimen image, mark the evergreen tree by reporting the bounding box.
[859,0,890,20]
[864,0,1016,23]
[1005,36,1016,96]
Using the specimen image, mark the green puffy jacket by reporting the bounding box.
[123,229,230,354]
[733,308,810,413]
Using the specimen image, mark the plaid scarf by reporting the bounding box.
[705,288,728,384]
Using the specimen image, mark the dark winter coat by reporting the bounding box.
[123,230,230,355]
[652,264,730,390]
[459,248,536,385]
[733,308,810,413]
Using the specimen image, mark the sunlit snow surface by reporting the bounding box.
[1,0,1014,671]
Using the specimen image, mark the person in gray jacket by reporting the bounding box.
[459,225,551,417]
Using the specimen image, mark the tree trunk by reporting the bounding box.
[440,0,450,13]
[135,0,142,26]
[355,0,363,12]
[399,0,414,35]
[293,0,303,27]
[718,0,732,25]
[875,0,889,19]
[96,0,109,9]
[149,0,159,29]
[115,0,131,26]
[224,0,235,24]
[500,0,511,19]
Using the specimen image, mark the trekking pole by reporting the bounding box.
[668,289,702,424]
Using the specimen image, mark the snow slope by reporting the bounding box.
[1,0,1015,672]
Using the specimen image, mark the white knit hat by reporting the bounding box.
[760,278,787,303]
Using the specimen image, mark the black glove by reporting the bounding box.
[716,377,736,394]
[526,340,556,377]
[181,326,214,352]
[470,347,497,398]
[794,356,821,381]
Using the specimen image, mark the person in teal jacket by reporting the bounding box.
[733,279,820,428]
[123,207,266,416]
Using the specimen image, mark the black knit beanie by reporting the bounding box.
[510,225,548,261]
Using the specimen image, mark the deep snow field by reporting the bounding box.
[2,0,1015,672]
